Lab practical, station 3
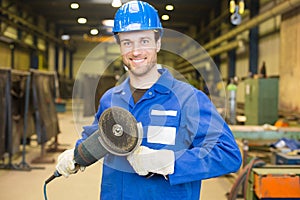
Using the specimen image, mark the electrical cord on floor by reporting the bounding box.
[43,171,62,200]
[43,182,48,200]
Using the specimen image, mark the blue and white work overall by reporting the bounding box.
[76,68,242,200]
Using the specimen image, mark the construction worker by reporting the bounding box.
[56,1,242,199]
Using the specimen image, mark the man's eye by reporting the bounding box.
[141,39,149,45]
[122,41,131,46]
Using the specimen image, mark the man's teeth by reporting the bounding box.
[132,59,144,63]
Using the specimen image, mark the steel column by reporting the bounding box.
[249,0,259,76]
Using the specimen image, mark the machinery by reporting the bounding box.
[228,158,300,200]
[246,167,300,200]
[44,106,143,199]
[227,79,237,125]
[244,78,279,125]
[228,125,300,200]
[73,106,143,166]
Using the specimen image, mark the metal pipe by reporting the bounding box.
[178,40,243,74]
[203,0,300,50]
[0,6,63,45]
[177,0,300,68]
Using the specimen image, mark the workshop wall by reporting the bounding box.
[73,40,120,79]
[48,43,56,72]
[0,0,71,74]
[0,0,299,116]
[0,42,31,70]
[14,48,30,70]
[258,17,281,77]
[280,7,300,113]
[226,14,281,107]
[232,18,281,80]
[0,43,10,68]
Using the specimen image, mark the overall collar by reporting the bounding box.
[113,68,174,95]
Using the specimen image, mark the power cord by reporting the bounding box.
[43,182,48,200]
[43,171,61,200]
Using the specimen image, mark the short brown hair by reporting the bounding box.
[114,30,162,44]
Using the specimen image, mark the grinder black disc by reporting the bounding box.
[97,106,142,156]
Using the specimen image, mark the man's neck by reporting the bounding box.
[129,68,161,89]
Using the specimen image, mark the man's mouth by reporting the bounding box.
[130,58,146,63]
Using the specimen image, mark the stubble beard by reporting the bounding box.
[125,61,156,77]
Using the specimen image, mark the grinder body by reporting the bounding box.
[73,106,143,167]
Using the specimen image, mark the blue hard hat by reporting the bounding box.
[113,1,163,34]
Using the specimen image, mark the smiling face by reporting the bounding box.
[118,30,161,78]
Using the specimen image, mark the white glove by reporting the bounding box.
[56,148,84,178]
[127,146,175,176]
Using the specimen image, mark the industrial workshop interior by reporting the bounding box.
[0,0,300,199]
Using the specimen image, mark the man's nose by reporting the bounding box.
[131,42,142,55]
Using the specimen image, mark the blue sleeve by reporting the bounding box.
[169,90,242,185]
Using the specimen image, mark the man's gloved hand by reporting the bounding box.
[127,146,175,176]
[55,148,85,178]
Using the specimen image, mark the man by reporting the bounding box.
[56,1,242,199]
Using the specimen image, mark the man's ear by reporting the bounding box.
[156,38,161,53]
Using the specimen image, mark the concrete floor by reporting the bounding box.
[0,112,234,200]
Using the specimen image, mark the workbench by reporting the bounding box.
[230,125,300,141]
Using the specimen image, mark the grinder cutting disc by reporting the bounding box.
[97,106,143,156]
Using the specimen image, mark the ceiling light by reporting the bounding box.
[77,17,87,24]
[90,28,99,35]
[229,0,236,13]
[106,27,113,33]
[239,0,245,14]
[0,36,13,43]
[102,19,114,27]
[70,2,79,9]
[111,0,122,8]
[161,15,169,21]
[165,4,174,11]
[61,34,70,40]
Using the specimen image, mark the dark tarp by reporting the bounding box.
[82,74,99,117]
[82,74,116,117]
[0,69,9,159]
[31,71,59,144]
[59,77,74,99]
[11,71,35,155]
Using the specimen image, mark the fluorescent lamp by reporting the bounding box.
[229,0,236,13]
[77,17,87,24]
[112,0,122,8]
[239,0,245,14]
[102,19,114,27]
[90,28,99,35]
[61,34,70,40]
[70,3,79,9]
[161,15,169,21]
[165,5,174,11]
